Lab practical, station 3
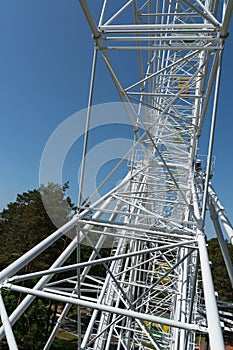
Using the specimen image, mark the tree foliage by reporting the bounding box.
[0,183,76,349]
[1,290,53,350]
[1,185,232,348]
[207,237,233,302]
[0,183,75,270]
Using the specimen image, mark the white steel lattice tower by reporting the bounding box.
[0,1,233,350]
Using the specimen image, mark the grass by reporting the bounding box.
[50,330,77,350]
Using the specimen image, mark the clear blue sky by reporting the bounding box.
[0,1,233,237]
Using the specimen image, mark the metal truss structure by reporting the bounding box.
[0,1,233,349]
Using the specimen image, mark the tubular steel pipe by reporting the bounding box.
[0,293,18,350]
[9,239,195,284]
[192,181,225,349]
[208,200,233,287]
[0,171,133,285]
[201,50,222,224]
[3,283,208,333]
[208,185,233,244]
[0,178,129,341]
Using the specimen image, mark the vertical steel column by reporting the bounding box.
[77,224,82,349]
[208,185,233,244]
[201,50,222,224]
[192,182,225,349]
[78,47,98,207]
[197,233,225,349]
[0,293,18,350]
[208,199,233,286]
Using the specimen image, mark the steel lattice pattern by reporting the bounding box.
[0,1,232,350]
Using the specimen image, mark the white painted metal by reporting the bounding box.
[209,184,233,244]
[192,181,225,349]
[0,1,232,350]
[0,293,18,350]
[2,283,208,333]
[208,200,233,287]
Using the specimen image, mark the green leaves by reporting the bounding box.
[207,238,233,302]
[0,184,77,349]
[0,183,76,270]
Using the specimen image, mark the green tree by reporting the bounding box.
[0,184,109,349]
[207,237,233,302]
[0,183,76,349]
[0,183,75,270]
[1,291,53,350]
